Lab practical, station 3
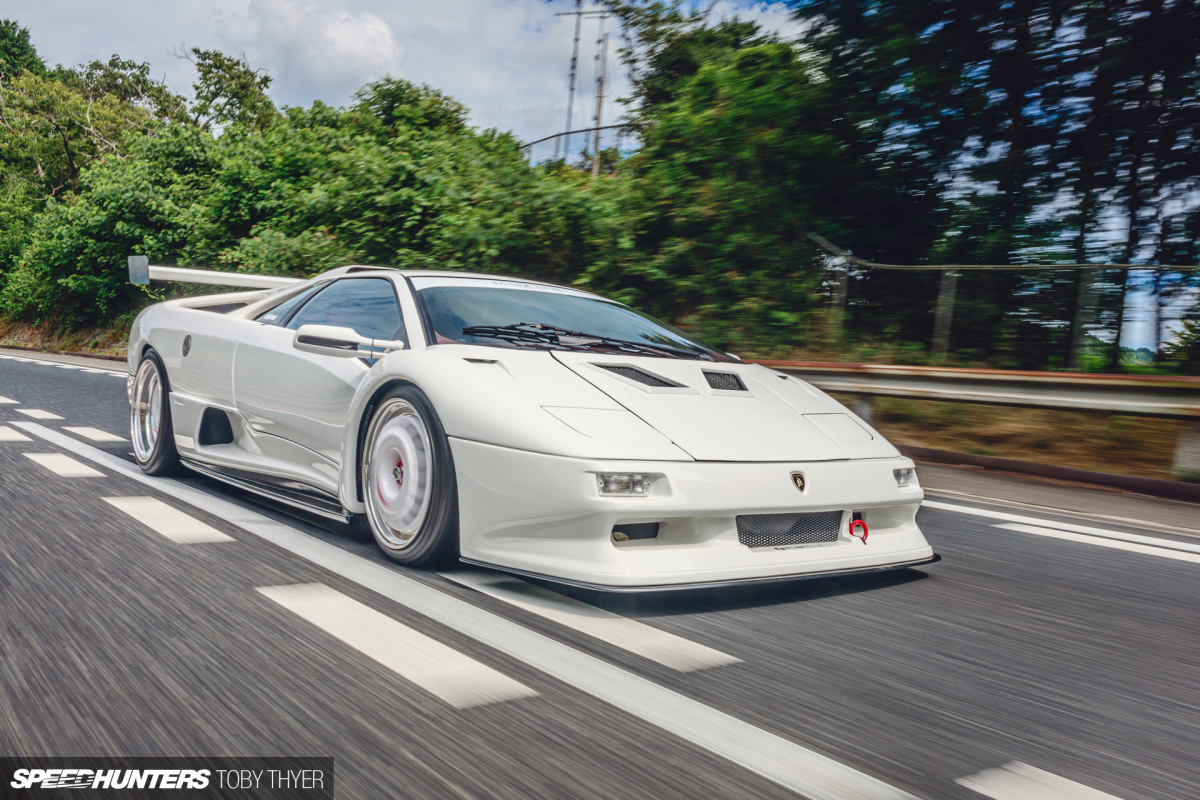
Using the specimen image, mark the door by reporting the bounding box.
[233,277,409,463]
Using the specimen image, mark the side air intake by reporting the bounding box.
[198,407,235,446]
[703,371,747,391]
[597,365,680,388]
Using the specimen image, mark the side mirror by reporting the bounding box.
[293,324,406,358]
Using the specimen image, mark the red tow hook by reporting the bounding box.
[849,519,869,545]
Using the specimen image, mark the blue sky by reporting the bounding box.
[9,0,801,142]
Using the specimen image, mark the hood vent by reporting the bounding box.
[704,371,747,391]
[597,365,680,388]
[195,302,248,314]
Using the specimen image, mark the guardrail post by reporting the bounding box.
[828,256,850,336]
[1173,421,1200,482]
[932,270,958,360]
[851,397,874,425]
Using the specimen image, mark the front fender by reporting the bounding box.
[337,345,695,513]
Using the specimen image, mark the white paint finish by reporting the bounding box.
[997,523,1200,565]
[925,500,1200,555]
[63,426,124,442]
[443,571,740,672]
[23,453,104,477]
[257,583,537,709]
[102,496,235,544]
[0,426,32,441]
[956,761,1124,800]
[19,422,918,800]
[16,409,64,420]
[0,395,17,403]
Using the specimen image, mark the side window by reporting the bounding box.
[257,283,325,326]
[286,278,407,342]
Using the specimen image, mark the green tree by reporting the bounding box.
[185,48,277,132]
[0,19,46,80]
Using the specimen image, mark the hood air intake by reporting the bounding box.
[703,371,747,391]
[597,365,680,388]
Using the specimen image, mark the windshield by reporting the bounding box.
[412,277,734,362]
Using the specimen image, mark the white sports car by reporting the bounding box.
[126,260,937,589]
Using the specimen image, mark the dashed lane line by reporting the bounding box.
[0,426,32,442]
[64,426,125,442]
[16,421,921,800]
[444,570,741,672]
[16,409,64,420]
[996,522,1200,565]
[923,500,1200,555]
[0,396,16,404]
[103,496,235,544]
[258,583,538,709]
[23,452,104,477]
[957,761,1124,800]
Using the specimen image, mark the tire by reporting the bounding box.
[130,349,181,476]
[360,384,459,567]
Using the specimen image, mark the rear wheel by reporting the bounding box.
[130,350,180,475]
[361,385,459,567]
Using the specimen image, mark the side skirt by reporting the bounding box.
[181,458,350,522]
[457,553,942,594]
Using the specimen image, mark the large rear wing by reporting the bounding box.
[128,255,303,290]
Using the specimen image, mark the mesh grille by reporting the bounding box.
[613,522,659,540]
[736,511,843,548]
[195,302,247,314]
[598,365,678,387]
[704,371,746,391]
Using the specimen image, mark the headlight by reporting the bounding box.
[597,473,650,496]
[893,468,916,487]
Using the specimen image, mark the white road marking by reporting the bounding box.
[924,500,1200,555]
[956,761,1124,800]
[258,583,537,709]
[16,409,63,420]
[0,352,125,374]
[0,426,32,441]
[64,426,124,442]
[0,395,17,404]
[997,523,1200,565]
[445,570,740,672]
[23,452,104,477]
[17,422,918,800]
[103,496,234,544]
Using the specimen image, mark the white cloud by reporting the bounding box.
[9,0,800,141]
[215,0,405,106]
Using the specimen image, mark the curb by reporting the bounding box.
[0,343,126,362]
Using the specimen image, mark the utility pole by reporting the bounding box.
[591,17,608,178]
[555,5,608,165]
[556,0,583,163]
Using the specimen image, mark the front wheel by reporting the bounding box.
[130,350,181,475]
[361,385,459,567]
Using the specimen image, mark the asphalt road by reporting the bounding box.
[2,349,1199,800]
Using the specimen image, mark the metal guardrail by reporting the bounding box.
[756,360,1200,480]
[758,361,1200,420]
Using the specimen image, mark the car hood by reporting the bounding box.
[550,352,899,462]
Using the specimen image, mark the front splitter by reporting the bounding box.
[457,552,942,593]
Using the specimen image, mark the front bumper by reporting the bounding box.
[450,438,936,588]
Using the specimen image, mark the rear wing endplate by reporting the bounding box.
[128,255,303,289]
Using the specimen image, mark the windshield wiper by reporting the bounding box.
[459,323,710,360]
